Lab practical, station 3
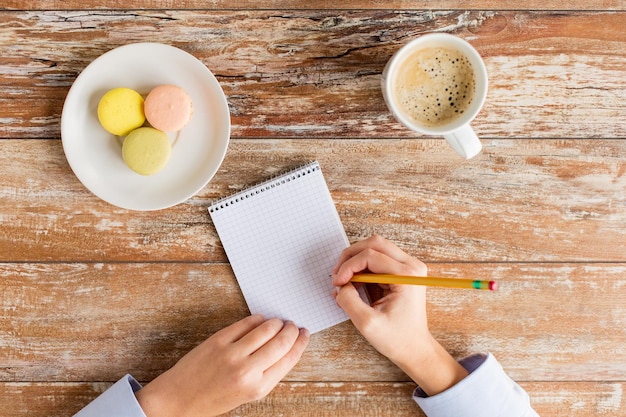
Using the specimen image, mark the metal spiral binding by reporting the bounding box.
[208,161,320,213]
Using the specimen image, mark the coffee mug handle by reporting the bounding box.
[444,125,482,159]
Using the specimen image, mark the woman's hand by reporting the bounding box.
[136,315,309,417]
[332,236,468,396]
[332,235,430,365]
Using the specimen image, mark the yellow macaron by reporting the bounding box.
[97,87,146,136]
[122,127,171,175]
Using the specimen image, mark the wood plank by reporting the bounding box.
[0,139,624,263]
[1,11,625,139]
[3,1,626,11]
[1,4,623,417]
[1,262,624,382]
[1,381,624,417]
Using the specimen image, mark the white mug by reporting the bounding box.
[382,33,488,159]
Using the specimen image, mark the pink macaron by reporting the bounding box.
[144,84,193,132]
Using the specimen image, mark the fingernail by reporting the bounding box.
[332,286,340,298]
[300,328,310,338]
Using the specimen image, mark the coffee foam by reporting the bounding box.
[393,46,476,128]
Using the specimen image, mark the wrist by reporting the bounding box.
[395,336,469,397]
[135,383,168,417]
[135,374,192,417]
[389,329,437,370]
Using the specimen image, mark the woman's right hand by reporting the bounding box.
[331,236,468,396]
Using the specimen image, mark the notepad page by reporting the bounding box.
[209,162,351,334]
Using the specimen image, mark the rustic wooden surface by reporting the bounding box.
[1,2,625,416]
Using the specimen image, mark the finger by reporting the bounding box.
[333,236,412,273]
[333,247,414,286]
[261,327,310,384]
[212,314,266,344]
[249,321,301,369]
[236,317,286,354]
[334,283,376,330]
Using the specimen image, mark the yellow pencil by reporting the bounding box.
[351,273,498,291]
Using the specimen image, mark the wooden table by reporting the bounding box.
[1,1,625,416]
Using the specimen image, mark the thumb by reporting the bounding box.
[334,283,374,329]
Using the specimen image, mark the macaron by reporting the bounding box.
[122,127,171,175]
[97,87,146,136]
[144,84,193,132]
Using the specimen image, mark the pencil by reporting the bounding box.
[350,273,498,291]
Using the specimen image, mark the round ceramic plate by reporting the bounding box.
[61,43,230,210]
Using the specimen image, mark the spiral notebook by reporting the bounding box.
[209,161,352,334]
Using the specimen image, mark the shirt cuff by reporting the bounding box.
[73,374,147,417]
[412,353,538,417]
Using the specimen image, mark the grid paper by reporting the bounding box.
[209,162,350,334]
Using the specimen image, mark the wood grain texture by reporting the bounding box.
[4,1,626,11]
[1,4,625,416]
[1,262,624,383]
[1,11,625,139]
[0,139,624,263]
[0,381,625,417]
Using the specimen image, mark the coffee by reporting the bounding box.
[392,46,476,128]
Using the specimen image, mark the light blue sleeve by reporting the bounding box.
[413,353,539,417]
[73,374,147,417]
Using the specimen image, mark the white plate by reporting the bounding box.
[61,43,230,211]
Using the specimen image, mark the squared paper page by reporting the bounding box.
[209,162,350,334]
